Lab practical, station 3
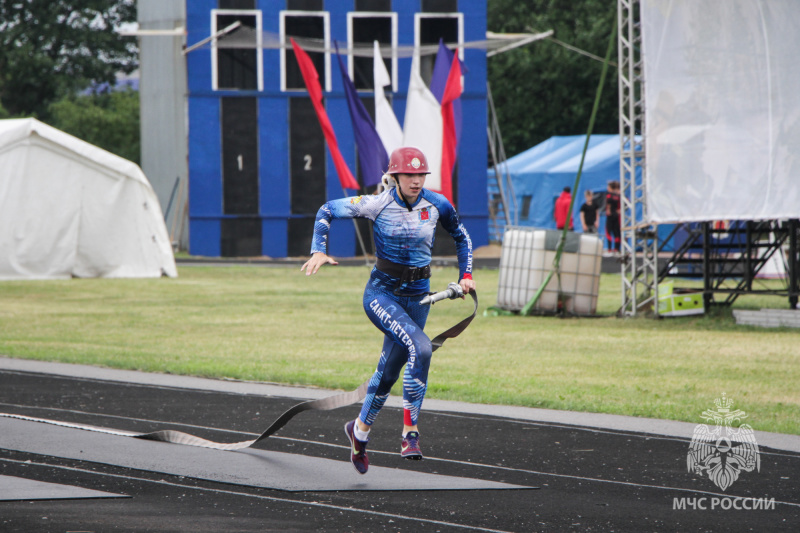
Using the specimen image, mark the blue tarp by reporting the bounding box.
[490,134,623,234]
[488,134,680,249]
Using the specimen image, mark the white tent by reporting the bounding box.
[0,118,177,279]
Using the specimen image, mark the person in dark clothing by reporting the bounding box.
[580,190,598,233]
[554,186,573,230]
[605,181,621,253]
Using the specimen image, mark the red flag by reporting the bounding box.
[440,52,462,204]
[290,38,359,190]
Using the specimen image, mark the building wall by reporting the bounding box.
[185,0,488,258]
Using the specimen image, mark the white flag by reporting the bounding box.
[402,50,443,192]
[373,41,403,156]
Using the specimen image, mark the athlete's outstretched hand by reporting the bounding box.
[301,252,338,275]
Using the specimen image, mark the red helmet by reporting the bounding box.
[387,146,430,175]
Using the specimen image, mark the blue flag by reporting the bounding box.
[335,43,388,187]
[430,39,452,104]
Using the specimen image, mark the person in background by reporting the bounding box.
[301,146,475,475]
[605,181,621,254]
[580,189,599,234]
[554,186,573,230]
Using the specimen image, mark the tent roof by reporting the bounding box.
[0,118,176,280]
[0,118,147,186]
[504,134,620,175]
[488,134,626,234]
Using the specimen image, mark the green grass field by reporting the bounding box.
[1,265,798,435]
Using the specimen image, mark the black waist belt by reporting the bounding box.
[376,257,431,282]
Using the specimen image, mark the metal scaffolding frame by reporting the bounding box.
[658,220,800,309]
[616,0,800,316]
[486,81,517,244]
[617,0,656,317]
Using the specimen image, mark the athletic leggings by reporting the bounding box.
[606,215,621,251]
[358,270,431,427]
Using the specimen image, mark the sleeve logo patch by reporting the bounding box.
[350,196,363,204]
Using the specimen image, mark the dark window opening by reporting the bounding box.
[285,15,326,90]
[356,0,391,11]
[351,17,392,90]
[288,96,325,256]
[216,13,258,90]
[422,0,458,12]
[219,0,255,9]
[287,0,323,10]
[520,195,533,220]
[221,97,259,215]
[360,95,376,123]
[419,17,458,86]
[287,218,316,257]
[221,218,262,257]
[289,97,326,215]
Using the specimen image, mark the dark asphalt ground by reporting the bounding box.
[0,363,798,532]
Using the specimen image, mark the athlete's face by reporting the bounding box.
[395,173,426,203]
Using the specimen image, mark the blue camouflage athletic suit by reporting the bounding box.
[311,187,473,427]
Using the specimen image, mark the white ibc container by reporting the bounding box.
[497,227,603,315]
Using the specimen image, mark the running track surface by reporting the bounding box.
[1,358,798,532]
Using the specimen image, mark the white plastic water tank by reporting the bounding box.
[497,227,603,315]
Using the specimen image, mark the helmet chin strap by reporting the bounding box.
[394,176,414,212]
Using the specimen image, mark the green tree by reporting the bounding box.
[488,0,618,157]
[0,0,137,119]
[49,89,140,164]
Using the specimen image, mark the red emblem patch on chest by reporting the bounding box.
[420,208,430,221]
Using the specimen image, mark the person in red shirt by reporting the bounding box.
[554,186,573,230]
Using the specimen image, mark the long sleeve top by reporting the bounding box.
[311,188,473,281]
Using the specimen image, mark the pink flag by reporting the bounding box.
[290,38,359,190]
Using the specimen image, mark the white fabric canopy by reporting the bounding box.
[642,0,800,223]
[0,118,177,279]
